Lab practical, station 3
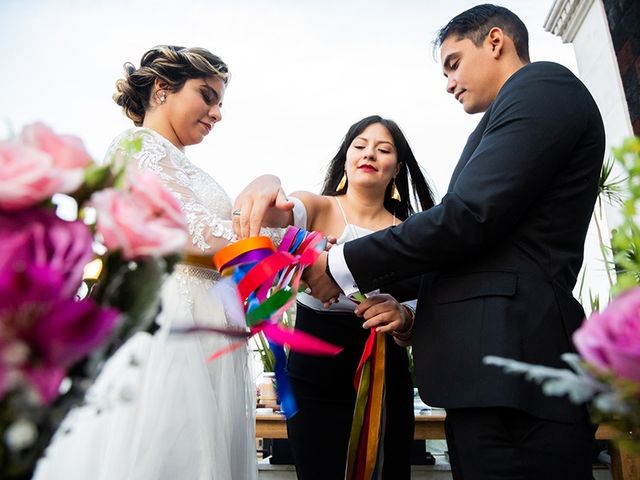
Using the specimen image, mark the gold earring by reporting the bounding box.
[337,172,347,191]
[391,178,401,201]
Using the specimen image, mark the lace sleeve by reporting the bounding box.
[258,227,285,246]
[106,129,234,254]
[106,129,288,252]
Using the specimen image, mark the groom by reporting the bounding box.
[296,5,605,480]
[237,4,605,478]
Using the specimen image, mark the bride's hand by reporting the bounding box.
[233,175,294,238]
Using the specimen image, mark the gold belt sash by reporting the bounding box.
[182,253,216,270]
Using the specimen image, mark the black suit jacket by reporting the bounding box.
[343,62,605,422]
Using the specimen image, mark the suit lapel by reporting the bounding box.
[447,110,491,192]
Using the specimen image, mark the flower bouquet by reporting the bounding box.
[485,137,640,453]
[0,123,187,479]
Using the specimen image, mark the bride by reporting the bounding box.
[34,45,278,480]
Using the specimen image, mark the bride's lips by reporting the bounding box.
[358,165,377,172]
[199,121,212,133]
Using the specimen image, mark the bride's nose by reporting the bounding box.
[209,105,222,123]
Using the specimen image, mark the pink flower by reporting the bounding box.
[21,122,91,170]
[574,287,640,383]
[92,171,188,260]
[0,141,65,210]
[0,208,93,297]
[0,123,91,211]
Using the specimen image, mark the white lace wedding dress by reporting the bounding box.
[34,128,274,480]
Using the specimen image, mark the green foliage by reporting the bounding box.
[610,137,640,295]
[599,155,625,206]
[253,306,295,372]
[589,290,600,314]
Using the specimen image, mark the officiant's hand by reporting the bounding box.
[233,175,293,238]
[357,294,414,346]
[357,294,407,333]
[303,251,341,304]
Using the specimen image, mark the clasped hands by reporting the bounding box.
[301,256,414,344]
[233,175,412,343]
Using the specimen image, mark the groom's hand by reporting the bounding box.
[233,175,294,238]
[303,251,341,303]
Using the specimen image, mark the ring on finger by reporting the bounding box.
[232,210,241,216]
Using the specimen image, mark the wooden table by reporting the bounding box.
[256,411,447,439]
[256,412,638,480]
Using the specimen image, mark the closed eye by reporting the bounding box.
[201,88,219,105]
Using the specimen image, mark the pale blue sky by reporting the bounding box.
[0,0,576,199]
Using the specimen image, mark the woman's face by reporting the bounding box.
[162,76,226,148]
[344,123,400,192]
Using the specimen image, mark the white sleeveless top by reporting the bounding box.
[297,197,393,312]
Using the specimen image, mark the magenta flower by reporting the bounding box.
[573,287,640,383]
[0,264,119,403]
[32,295,119,367]
[0,208,93,297]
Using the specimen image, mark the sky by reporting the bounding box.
[0,0,578,202]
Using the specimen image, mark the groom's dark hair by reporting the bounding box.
[435,4,530,63]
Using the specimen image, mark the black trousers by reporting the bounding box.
[444,407,596,480]
[286,303,414,480]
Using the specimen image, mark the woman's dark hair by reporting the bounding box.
[434,4,530,63]
[113,45,230,126]
[321,115,435,220]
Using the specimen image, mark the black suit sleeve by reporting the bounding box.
[344,66,594,292]
[380,275,423,303]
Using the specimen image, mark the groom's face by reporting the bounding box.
[441,35,502,114]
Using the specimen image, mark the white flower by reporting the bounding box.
[4,418,37,451]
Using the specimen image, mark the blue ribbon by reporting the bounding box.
[270,338,298,418]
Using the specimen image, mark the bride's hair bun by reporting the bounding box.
[113,45,230,126]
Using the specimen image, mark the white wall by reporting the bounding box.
[559,0,634,310]
[572,0,633,150]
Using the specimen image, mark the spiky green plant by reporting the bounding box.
[610,137,640,294]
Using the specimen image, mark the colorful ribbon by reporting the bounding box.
[186,227,343,418]
[346,322,387,479]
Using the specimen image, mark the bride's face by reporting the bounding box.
[163,76,226,147]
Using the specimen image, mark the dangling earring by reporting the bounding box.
[391,177,401,201]
[158,91,166,104]
[337,171,347,191]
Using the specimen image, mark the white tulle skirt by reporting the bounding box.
[34,264,257,480]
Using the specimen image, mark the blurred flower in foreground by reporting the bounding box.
[0,122,187,479]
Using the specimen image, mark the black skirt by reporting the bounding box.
[286,301,414,479]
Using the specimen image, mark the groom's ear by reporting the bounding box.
[486,27,505,59]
